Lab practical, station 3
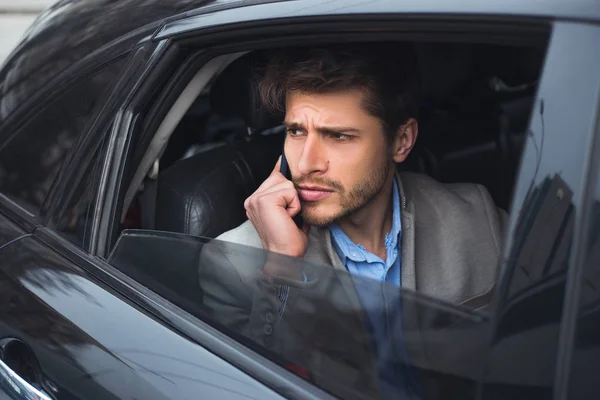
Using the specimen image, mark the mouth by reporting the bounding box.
[297,185,334,202]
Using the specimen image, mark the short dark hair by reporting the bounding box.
[256,43,420,138]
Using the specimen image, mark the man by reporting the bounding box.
[199,44,506,398]
[219,44,505,305]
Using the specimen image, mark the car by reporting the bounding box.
[0,0,599,399]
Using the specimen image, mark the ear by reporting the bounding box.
[391,118,418,163]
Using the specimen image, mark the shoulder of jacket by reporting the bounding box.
[400,171,492,206]
[215,220,263,249]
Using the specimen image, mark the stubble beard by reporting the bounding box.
[297,160,392,228]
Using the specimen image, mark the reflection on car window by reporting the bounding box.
[109,230,490,400]
[0,58,124,214]
[567,166,600,398]
[481,23,599,398]
[55,134,110,249]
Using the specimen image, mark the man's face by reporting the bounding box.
[284,89,393,227]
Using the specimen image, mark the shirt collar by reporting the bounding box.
[330,179,402,263]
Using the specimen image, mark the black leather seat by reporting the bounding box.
[151,53,283,238]
[153,137,281,238]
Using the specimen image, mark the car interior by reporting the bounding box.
[119,40,546,243]
[106,40,548,398]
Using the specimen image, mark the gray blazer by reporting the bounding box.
[217,172,505,305]
[198,172,507,398]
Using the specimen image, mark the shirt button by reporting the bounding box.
[264,325,273,335]
[266,312,274,323]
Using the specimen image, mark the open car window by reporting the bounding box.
[109,229,490,400]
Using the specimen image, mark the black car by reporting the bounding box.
[0,0,599,399]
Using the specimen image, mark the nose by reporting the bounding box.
[297,133,328,176]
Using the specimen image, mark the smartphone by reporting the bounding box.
[280,150,304,228]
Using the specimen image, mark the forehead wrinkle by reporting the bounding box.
[286,106,324,132]
[286,91,369,132]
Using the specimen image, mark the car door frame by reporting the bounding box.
[91,9,553,259]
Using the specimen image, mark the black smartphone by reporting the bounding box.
[280,150,304,228]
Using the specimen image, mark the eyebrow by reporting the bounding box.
[284,121,360,135]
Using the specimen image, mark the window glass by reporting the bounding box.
[55,135,110,249]
[0,58,124,214]
[482,22,600,399]
[109,232,488,400]
[567,155,600,399]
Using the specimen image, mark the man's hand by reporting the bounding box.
[244,157,311,258]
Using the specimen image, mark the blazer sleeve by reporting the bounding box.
[198,240,281,344]
[457,184,508,310]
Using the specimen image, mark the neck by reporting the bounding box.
[336,172,396,257]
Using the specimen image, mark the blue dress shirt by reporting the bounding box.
[330,179,402,286]
[330,180,420,398]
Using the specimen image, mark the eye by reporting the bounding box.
[287,129,304,137]
[331,132,352,141]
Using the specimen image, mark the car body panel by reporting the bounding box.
[0,235,284,400]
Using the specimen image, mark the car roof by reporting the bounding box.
[4,0,600,75]
[0,0,598,124]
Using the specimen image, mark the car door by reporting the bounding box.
[0,39,287,400]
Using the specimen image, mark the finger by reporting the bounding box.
[284,191,302,217]
[254,170,287,194]
[270,155,282,176]
[245,178,286,211]
[256,186,301,215]
[258,180,296,197]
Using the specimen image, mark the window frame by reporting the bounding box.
[42,49,150,250]
[93,14,552,259]
[0,51,132,232]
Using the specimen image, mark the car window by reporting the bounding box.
[0,58,125,215]
[109,230,489,400]
[480,22,600,400]
[566,145,600,399]
[110,35,555,399]
[54,134,110,249]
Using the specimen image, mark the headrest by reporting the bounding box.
[153,136,282,238]
[210,53,282,132]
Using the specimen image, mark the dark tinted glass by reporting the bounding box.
[566,153,600,400]
[0,1,207,124]
[0,58,124,214]
[55,134,110,249]
[482,22,600,399]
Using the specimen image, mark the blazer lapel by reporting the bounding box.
[396,173,417,291]
[395,173,433,374]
